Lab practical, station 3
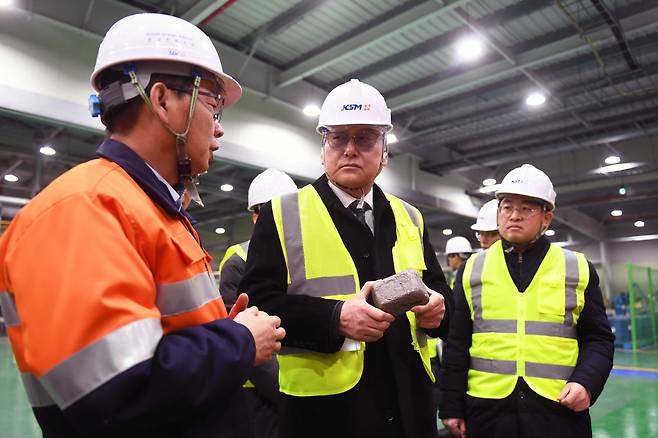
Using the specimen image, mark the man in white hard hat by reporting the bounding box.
[0,13,284,438]
[218,168,297,438]
[445,236,476,281]
[240,79,453,438]
[471,199,500,249]
[440,164,614,438]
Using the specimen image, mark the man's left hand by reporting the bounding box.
[411,289,445,329]
[558,382,591,412]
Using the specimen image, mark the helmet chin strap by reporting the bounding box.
[128,69,205,207]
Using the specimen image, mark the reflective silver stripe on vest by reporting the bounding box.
[473,319,516,333]
[40,318,162,409]
[470,357,517,375]
[0,291,20,326]
[525,321,577,339]
[21,373,56,407]
[240,240,250,255]
[525,361,574,380]
[398,199,421,230]
[469,253,486,320]
[156,271,220,317]
[563,249,579,328]
[280,192,356,297]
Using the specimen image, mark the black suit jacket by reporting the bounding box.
[240,174,453,438]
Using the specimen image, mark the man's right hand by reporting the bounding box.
[234,306,286,365]
[442,418,466,438]
[339,281,395,342]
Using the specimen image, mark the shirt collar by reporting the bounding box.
[327,178,374,210]
[145,162,181,205]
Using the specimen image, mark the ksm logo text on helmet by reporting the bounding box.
[341,104,372,111]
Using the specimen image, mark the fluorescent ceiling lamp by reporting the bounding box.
[220,183,233,192]
[39,145,56,156]
[545,229,556,237]
[482,178,496,186]
[0,0,13,7]
[386,133,398,144]
[634,221,645,228]
[592,162,643,174]
[214,227,226,234]
[479,183,500,194]
[525,92,546,107]
[609,234,658,243]
[552,241,573,247]
[4,174,18,182]
[0,195,29,205]
[610,209,622,217]
[303,104,321,117]
[604,155,621,165]
[456,36,483,61]
[442,228,453,236]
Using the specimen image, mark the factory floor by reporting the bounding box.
[1,337,656,437]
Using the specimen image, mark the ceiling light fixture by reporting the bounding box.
[482,178,496,186]
[0,0,13,8]
[610,210,622,217]
[442,228,453,236]
[456,36,483,62]
[634,221,645,228]
[39,145,56,156]
[220,183,233,192]
[386,133,398,144]
[479,184,500,194]
[618,186,626,196]
[303,104,321,117]
[545,229,556,237]
[4,174,18,182]
[215,227,226,234]
[593,162,643,174]
[604,155,621,165]
[525,92,546,107]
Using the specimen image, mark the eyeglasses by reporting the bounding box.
[167,85,225,123]
[475,231,499,240]
[498,203,543,219]
[323,129,384,152]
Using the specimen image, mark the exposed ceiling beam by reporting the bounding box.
[237,0,329,50]
[338,0,551,88]
[553,207,605,241]
[181,0,225,25]
[276,0,471,88]
[387,4,658,111]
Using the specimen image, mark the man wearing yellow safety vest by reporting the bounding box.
[439,164,614,438]
[240,79,454,438]
[218,168,297,438]
[471,199,501,249]
[0,13,285,437]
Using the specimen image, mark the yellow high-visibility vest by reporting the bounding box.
[463,240,588,401]
[219,241,249,271]
[272,185,434,396]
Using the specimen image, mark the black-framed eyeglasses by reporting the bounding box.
[323,128,385,152]
[167,86,225,123]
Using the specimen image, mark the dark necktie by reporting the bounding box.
[348,200,371,229]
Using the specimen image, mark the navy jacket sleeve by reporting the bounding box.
[239,202,344,353]
[219,253,246,310]
[438,264,471,419]
[568,261,615,405]
[60,319,255,435]
[421,224,454,340]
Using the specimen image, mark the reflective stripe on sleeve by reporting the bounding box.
[40,318,162,409]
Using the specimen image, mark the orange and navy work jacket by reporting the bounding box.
[0,140,254,437]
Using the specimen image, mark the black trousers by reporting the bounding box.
[464,380,592,438]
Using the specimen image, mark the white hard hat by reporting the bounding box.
[317,79,392,133]
[91,13,242,108]
[248,169,298,211]
[445,236,475,255]
[471,199,499,232]
[495,164,556,210]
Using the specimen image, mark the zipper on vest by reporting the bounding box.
[518,252,523,281]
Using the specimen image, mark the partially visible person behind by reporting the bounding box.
[471,199,500,249]
[445,236,476,286]
[218,168,298,438]
[440,164,614,438]
[0,13,284,438]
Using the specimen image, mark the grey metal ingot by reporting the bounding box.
[371,269,430,315]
